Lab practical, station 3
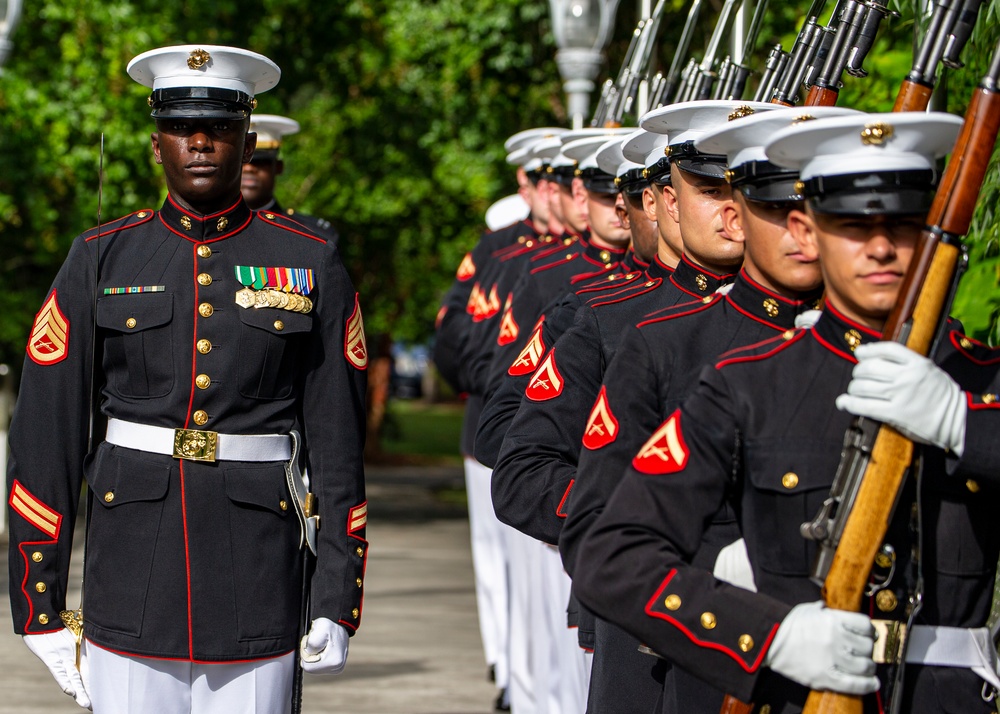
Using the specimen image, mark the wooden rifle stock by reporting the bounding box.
[893,78,935,112]
[805,84,840,106]
[803,56,1000,714]
[720,695,755,713]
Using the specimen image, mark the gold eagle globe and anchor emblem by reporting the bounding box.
[728,105,756,121]
[860,122,894,146]
[187,48,212,70]
[173,428,218,462]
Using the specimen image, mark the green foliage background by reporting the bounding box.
[2,0,1000,373]
[642,0,1000,342]
[0,0,563,368]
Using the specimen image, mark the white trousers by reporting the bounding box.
[506,526,540,714]
[464,456,511,691]
[537,542,590,714]
[86,641,294,714]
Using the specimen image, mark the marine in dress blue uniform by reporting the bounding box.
[560,105,859,714]
[432,127,569,712]
[241,113,340,243]
[573,112,1000,713]
[7,45,367,713]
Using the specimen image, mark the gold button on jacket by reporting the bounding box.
[6,198,367,657]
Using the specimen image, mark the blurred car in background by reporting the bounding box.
[391,342,431,399]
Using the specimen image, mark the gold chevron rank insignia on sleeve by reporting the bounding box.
[9,481,62,539]
[348,502,368,534]
[27,292,70,366]
[632,411,690,475]
[508,317,546,376]
[525,349,564,402]
[456,252,476,281]
[497,303,520,346]
[583,386,620,451]
[345,294,368,370]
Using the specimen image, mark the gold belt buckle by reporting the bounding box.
[872,619,907,665]
[172,428,218,462]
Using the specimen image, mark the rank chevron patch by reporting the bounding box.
[345,294,368,370]
[481,285,501,321]
[497,303,520,346]
[632,411,690,475]
[582,386,620,451]
[348,502,368,534]
[508,318,546,376]
[27,292,69,366]
[525,350,564,401]
[466,283,482,315]
[9,481,61,539]
[472,284,501,322]
[456,253,476,281]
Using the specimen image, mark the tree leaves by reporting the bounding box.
[0,0,562,365]
[2,0,1000,367]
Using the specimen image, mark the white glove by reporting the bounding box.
[715,283,735,296]
[794,309,822,329]
[23,629,92,709]
[835,341,967,456]
[300,617,350,675]
[765,601,878,695]
[712,538,757,592]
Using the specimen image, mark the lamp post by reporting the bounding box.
[550,0,621,128]
[0,0,22,73]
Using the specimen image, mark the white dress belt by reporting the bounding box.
[105,418,291,462]
[905,624,1000,692]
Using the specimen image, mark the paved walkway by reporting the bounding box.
[0,465,500,713]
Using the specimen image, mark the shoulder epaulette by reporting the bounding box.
[949,330,1000,365]
[82,209,155,242]
[715,329,805,369]
[256,210,326,243]
[590,277,663,309]
[637,294,721,328]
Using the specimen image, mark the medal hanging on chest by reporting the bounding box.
[234,266,315,313]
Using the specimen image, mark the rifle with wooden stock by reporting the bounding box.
[803,0,895,106]
[718,30,1000,714]
[770,0,831,105]
[795,34,1000,714]
[767,0,892,108]
[894,0,984,112]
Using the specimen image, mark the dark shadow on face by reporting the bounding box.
[242,157,283,210]
[151,118,255,214]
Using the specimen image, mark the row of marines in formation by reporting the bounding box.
[434,101,1000,714]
